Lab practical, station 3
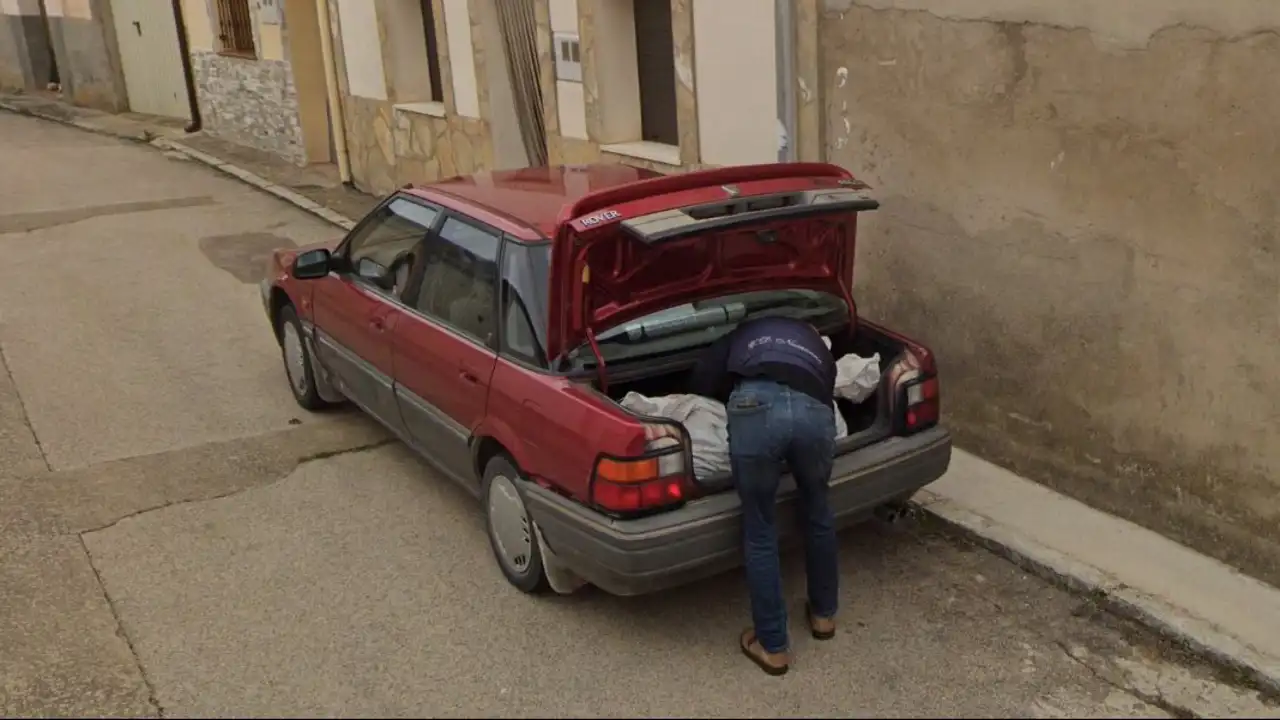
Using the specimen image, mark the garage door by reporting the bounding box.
[110,0,190,119]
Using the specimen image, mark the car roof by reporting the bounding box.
[402,164,664,243]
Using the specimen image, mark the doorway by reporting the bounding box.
[110,0,190,118]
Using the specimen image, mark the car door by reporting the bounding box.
[391,213,502,485]
[311,195,441,432]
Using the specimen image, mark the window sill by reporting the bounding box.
[600,141,681,168]
[394,101,447,118]
[217,49,258,61]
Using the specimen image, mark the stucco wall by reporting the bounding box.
[819,0,1280,583]
[0,12,34,91]
[0,0,126,111]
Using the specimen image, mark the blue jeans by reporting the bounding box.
[727,378,839,654]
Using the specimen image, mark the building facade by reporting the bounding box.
[325,0,821,195]
[179,0,332,165]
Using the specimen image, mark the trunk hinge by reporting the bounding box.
[585,326,608,395]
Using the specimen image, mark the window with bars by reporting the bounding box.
[215,0,257,57]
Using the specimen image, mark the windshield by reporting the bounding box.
[567,288,850,367]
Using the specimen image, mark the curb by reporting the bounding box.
[913,490,1280,697]
[0,98,158,144]
[0,99,355,233]
[150,138,358,232]
[7,99,1278,699]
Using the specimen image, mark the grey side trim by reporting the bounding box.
[395,385,468,441]
[313,332,401,426]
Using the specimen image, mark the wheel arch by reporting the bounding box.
[470,418,532,482]
[269,286,294,342]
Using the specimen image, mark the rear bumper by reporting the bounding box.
[523,426,952,597]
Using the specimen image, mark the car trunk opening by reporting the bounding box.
[548,180,879,373]
[592,322,912,495]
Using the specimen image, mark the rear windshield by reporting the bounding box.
[566,288,850,368]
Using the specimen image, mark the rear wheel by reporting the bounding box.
[483,456,549,594]
[277,305,328,411]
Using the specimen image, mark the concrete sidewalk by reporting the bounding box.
[5,93,1278,698]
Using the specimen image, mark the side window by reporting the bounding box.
[500,242,550,367]
[413,216,501,347]
[344,197,439,296]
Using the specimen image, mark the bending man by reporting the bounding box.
[688,315,840,676]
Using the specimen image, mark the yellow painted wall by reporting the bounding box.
[181,0,214,51]
[259,23,285,61]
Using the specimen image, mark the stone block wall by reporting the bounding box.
[192,51,305,165]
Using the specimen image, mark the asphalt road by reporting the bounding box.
[0,112,1274,719]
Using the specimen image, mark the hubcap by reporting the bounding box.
[282,323,308,396]
[488,474,532,575]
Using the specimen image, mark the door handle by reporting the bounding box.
[459,370,480,384]
[370,317,385,331]
[133,20,141,35]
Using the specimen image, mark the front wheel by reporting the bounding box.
[483,456,549,594]
[277,305,329,411]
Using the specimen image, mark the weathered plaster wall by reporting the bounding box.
[47,0,127,111]
[0,0,126,111]
[820,0,1280,583]
[0,12,33,91]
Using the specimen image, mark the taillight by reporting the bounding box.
[903,376,940,431]
[590,423,690,515]
[892,350,940,434]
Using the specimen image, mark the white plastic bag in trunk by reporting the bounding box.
[834,353,881,403]
[823,337,881,404]
[620,391,849,482]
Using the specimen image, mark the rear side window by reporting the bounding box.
[413,216,501,347]
[499,242,550,367]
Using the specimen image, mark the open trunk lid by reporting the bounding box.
[546,163,881,365]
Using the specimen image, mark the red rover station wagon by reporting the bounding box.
[261,162,951,596]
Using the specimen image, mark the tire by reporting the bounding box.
[482,455,549,594]
[277,304,329,411]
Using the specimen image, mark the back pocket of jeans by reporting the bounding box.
[727,394,769,415]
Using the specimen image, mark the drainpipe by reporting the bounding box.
[315,0,352,183]
[171,0,202,133]
[775,0,798,163]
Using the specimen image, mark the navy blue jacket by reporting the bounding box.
[688,316,836,406]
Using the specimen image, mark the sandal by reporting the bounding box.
[806,603,836,641]
[739,628,790,676]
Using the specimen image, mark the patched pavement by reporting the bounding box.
[2,111,1275,718]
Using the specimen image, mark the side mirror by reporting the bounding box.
[355,257,394,290]
[292,249,332,280]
